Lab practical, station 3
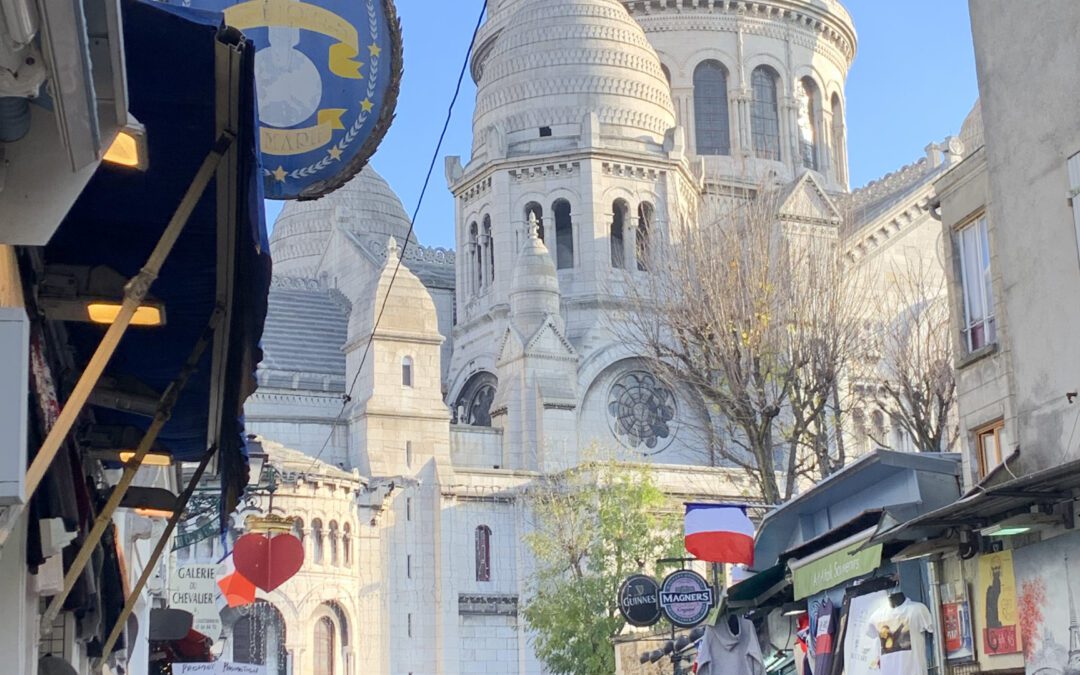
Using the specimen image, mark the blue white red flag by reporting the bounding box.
[684,503,755,565]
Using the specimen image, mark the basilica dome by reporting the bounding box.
[471,0,676,155]
[269,167,413,278]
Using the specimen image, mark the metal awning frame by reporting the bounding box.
[870,457,1080,547]
[28,134,234,634]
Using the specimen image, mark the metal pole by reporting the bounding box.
[40,307,225,632]
[927,557,948,675]
[21,134,234,511]
[94,447,217,668]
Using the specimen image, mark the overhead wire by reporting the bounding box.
[302,0,489,476]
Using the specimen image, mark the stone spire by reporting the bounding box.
[509,212,561,338]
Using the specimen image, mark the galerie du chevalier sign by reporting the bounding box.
[176,0,402,200]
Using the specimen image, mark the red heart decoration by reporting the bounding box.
[233,532,305,592]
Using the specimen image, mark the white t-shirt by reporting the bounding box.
[866,599,934,675]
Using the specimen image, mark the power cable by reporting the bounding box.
[302,0,489,476]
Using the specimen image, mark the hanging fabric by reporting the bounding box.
[695,614,765,675]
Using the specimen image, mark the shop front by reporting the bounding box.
[0,0,271,672]
[726,450,964,675]
[871,453,1080,674]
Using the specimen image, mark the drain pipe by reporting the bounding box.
[0,96,30,142]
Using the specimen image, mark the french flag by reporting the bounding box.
[684,503,755,565]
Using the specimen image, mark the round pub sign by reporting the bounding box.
[617,574,662,627]
[178,0,403,200]
[659,569,714,628]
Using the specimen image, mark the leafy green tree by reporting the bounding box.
[521,460,682,675]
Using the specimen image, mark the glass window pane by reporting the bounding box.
[693,61,730,155]
[751,68,781,161]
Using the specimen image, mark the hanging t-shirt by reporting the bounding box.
[695,617,765,675]
[843,591,889,675]
[811,598,839,675]
[866,599,934,675]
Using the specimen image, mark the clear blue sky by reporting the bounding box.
[265,0,978,250]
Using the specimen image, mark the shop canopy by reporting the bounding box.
[870,454,1080,547]
[41,0,270,510]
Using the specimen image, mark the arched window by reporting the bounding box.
[314,616,336,675]
[342,523,352,566]
[637,202,655,272]
[292,517,305,554]
[525,202,544,242]
[312,518,324,564]
[329,521,339,566]
[468,221,480,293]
[476,525,492,582]
[693,60,730,155]
[611,199,629,269]
[751,66,781,161]
[831,93,845,183]
[233,601,288,675]
[798,77,820,170]
[454,371,498,427]
[553,199,574,269]
[483,214,494,283]
[401,356,413,388]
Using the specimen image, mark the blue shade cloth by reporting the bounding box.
[42,0,271,512]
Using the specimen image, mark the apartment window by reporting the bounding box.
[976,422,1005,477]
[957,216,996,352]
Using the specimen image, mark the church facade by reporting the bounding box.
[186,0,980,672]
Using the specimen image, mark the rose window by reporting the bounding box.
[607,371,676,450]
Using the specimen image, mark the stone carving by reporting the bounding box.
[607,370,676,451]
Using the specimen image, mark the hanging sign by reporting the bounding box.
[617,574,662,627]
[659,570,715,628]
[234,531,305,591]
[170,564,224,639]
[177,0,403,200]
[790,540,883,601]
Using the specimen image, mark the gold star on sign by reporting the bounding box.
[368,43,382,57]
[328,146,342,161]
[361,98,374,113]
[272,166,287,182]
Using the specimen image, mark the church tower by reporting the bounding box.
[445,0,704,465]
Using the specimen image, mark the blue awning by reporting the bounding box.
[41,0,271,511]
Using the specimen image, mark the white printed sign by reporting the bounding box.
[174,662,266,674]
[170,564,223,639]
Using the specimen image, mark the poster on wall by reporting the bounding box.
[977,551,1021,656]
[940,580,975,661]
[1012,534,1080,674]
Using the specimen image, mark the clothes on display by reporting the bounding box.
[695,615,766,675]
[865,597,934,675]
[810,597,839,675]
[794,613,810,675]
[842,590,890,675]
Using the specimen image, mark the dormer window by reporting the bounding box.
[402,356,414,387]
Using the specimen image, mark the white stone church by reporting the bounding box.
[176,0,983,672]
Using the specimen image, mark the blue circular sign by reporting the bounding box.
[179,0,402,200]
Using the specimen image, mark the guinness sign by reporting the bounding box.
[617,574,661,627]
[659,570,714,628]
